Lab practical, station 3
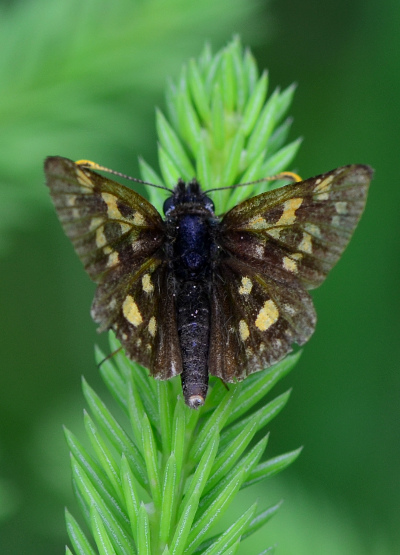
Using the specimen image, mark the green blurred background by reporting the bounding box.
[1,0,399,553]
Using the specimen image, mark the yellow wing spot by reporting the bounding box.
[299,232,313,254]
[133,212,146,226]
[101,192,123,220]
[255,300,279,331]
[267,228,281,240]
[119,222,131,235]
[247,216,268,230]
[142,274,154,293]
[72,208,80,219]
[259,342,266,353]
[146,343,152,351]
[90,217,103,231]
[245,347,254,358]
[335,201,348,214]
[148,316,157,337]
[136,338,142,347]
[239,320,250,341]
[283,256,298,273]
[276,197,303,226]
[314,175,334,193]
[291,252,303,260]
[238,277,253,295]
[96,226,107,248]
[314,192,329,200]
[106,251,119,268]
[122,295,143,327]
[76,168,95,189]
[66,195,77,207]
[304,223,321,238]
[331,215,341,227]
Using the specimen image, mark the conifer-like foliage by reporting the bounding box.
[64,39,302,555]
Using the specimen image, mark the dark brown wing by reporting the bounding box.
[44,156,182,379]
[210,164,373,381]
[220,165,372,289]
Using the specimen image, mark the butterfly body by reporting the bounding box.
[45,157,373,408]
[164,180,218,407]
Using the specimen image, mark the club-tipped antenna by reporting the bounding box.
[203,171,302,194]
[76,159,172,192]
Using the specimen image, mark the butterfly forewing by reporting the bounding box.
[45,156,181,380]
[220,165,372,289]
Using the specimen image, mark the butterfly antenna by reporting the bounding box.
[97,346,123,368]
[203,171,303,194]
[76,159,172,192]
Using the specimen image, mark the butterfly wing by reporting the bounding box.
[210,164,372,381]
[45,156,182,379]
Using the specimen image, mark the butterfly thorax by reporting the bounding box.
[164,179,218,408]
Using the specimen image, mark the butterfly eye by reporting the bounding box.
[163,195,175,215]
[203,195,215,213]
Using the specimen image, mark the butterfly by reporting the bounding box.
[44,157,372,408]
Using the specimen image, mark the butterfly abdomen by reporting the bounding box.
[165,186,216,408]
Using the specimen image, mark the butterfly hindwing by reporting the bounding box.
[209,256,316,382]
[98,260,182,380]
[220,165,372,289]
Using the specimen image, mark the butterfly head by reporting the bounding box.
[163,178,215,216]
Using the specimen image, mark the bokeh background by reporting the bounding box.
[1,0,399,553]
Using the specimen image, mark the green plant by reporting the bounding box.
[64,38,302,555]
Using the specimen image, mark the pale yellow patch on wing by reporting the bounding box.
[76,168,95,189]
[119,222,131,235]
[142,274,154,293]
[247,216,268,229]
[148,316,157,337]
[291,252,303,260]
[96,226,107,248]
[299,232,313,254]
[66,195,77,207]
[239,320,250,341]
[259,342,266,353]
[238,277,253,295]
[90,217,103,231]
[335,201,348,214]
[276,197,303,226]
[267,228,281,240]
[314,192,329,200]
[314,175,334,194]
[283,256,298,273]
[146,343,152,351]
[331,215,341,226]
[122,295,143,327]
[133,212,146,226]
[304,223,321,237]
[255,300,279,331]
[107,251,119,267]
[102,192,123,220]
